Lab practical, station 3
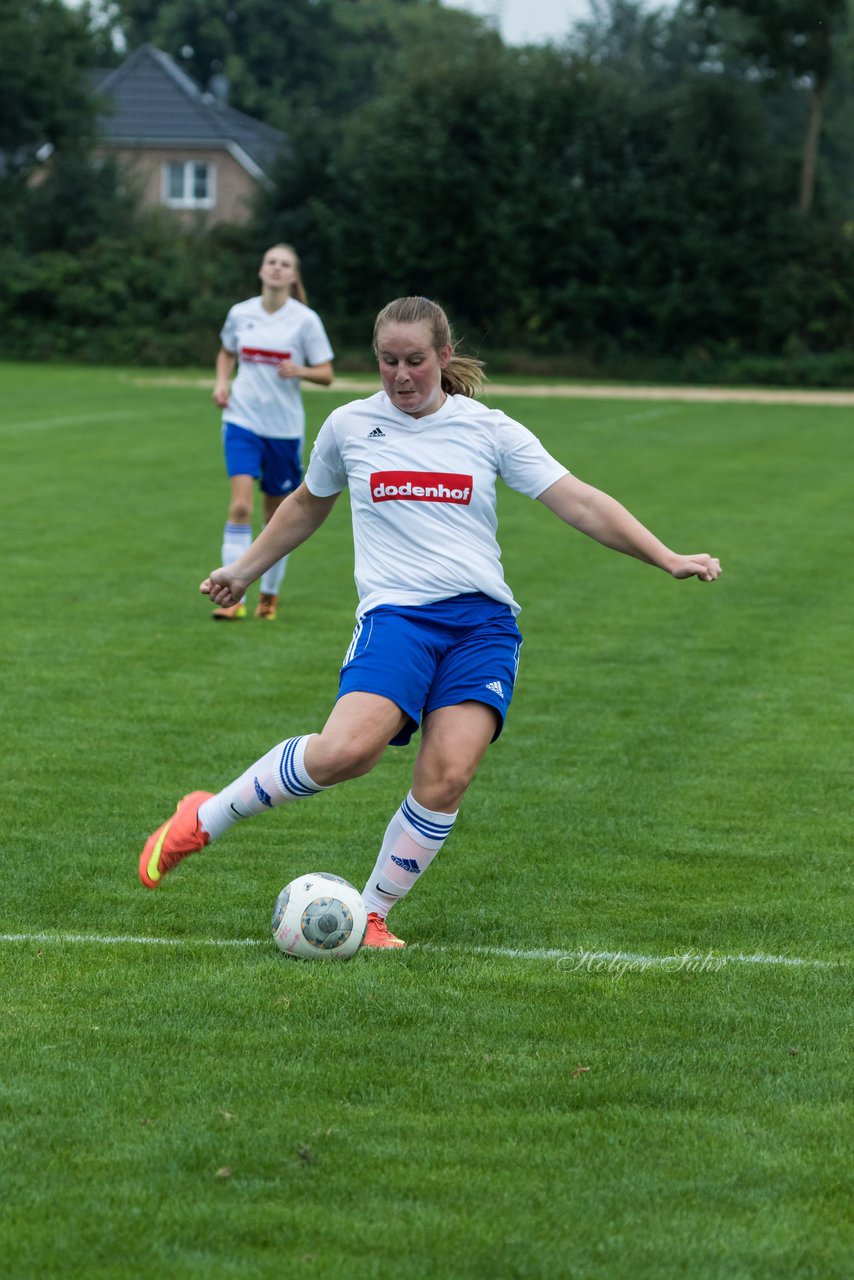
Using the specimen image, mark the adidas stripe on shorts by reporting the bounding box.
[337,592,523,746]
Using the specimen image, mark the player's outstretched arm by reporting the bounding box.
[537,474,721,582]
[201,483,340,606]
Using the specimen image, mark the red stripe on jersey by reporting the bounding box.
[240,347,291,365]
[370,471,473,504]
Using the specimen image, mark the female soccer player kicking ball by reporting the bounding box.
[140,297,721,948]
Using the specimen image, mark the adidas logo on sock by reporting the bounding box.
[485,680,504,698]
[367,426,386,438]
[391,854,421,873]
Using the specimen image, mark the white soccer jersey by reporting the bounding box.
[304,390,569,618]
[220,296,334,440]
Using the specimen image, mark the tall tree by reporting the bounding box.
[0,0,100,169]
[697,0,849,215]
[256,29,535,344]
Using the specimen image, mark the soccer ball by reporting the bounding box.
[271,872,368,960]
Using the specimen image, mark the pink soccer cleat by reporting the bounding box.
[362,912,406,949]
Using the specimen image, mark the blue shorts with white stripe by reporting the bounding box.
[337,592,523,747]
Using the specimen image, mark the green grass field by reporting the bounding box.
[2,363,851,1279]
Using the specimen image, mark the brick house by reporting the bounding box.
[93,44,288,225]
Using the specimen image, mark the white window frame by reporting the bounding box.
[161,160,216,209]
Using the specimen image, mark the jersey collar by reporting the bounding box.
[379,391,455,429]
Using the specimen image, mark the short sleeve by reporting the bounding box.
[495,414,569,498]
[219,307,238,354]
[304,417,347,496]
[301,311,335,367]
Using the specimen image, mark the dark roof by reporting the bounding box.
[94,44,288,178]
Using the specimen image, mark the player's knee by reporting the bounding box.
[423,761,476,811]
[311,733,384,785]
[228,497,252,524]
[336,742,378,780]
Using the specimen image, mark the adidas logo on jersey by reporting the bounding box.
[391,854,421,873]
[367,426,386,438]
[485,680,504,698]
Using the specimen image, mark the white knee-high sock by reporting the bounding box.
[260,554,288,596]
[198,735,328,840]
[222,522,252,603]
[223,521,252,564]
[361,792,457,918]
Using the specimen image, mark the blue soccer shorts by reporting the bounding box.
[337,592,523,747]
[223,422,302,497]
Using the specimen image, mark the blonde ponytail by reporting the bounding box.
[373,297,485,398]
[440,354,486,398]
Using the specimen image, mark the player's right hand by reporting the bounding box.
[212,385,230,408]
[669,553,722,582]
[200,568,247,606]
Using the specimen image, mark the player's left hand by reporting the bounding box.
[670,554,722,582]
[276,359,301,380]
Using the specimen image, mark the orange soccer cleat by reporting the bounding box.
[139,791,214,889]
[254,593,278,621]
[211,602,247,621]
[362,912,406,949]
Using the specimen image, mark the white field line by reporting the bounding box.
[0,931,842,970]
[0,409,145,434]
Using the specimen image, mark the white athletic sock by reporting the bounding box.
[222,522,252,603]
[223,521,252,564]
[361,791,457,918]
[198,735,328,840]
[260,554,288,596]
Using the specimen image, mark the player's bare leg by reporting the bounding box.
[411,701,497,814]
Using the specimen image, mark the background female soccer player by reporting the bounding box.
[142,296,721,947]
[211,243,334,621]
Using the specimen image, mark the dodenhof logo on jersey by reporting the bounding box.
[370,471,473,504]
[240,347,292,365]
